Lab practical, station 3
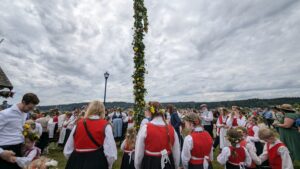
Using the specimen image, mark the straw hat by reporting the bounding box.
[276,104,295,113]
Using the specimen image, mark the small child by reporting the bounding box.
[236,126,260,169]
[127,110,135,129]
[217,128,251,169]
[181,113,213,169]
[12,132,41,168]
[257,128,293,169]
[120,127,137,169]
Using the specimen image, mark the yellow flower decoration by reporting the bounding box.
[150,106,155,114]
[23,131,28,137]
[134,47,139,52]
[24,124,30,129]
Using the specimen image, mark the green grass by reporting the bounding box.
[47,143,300,169]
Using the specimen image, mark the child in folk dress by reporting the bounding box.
[217,128,251,169]
[135,101,180,169]
[236,127,260,169]
[127,110,135,129]
[246,117,265,154]
[181,113,213,169]
[120,127,137,169]
[256,128,293,169]
[11,132,41,168]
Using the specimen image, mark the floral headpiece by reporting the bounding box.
[23,124,39,141]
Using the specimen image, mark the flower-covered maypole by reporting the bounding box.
[132,0,148,130]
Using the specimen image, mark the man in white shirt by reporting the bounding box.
[0,93,40,169]
[200,104,214,137]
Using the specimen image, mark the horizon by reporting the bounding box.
[36,96,300,107]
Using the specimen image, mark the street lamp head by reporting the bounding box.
[104,71,110,79]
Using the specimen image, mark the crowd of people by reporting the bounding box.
[1,93,300,169]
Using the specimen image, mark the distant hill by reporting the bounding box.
[38,97,300,111]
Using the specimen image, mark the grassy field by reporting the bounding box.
[47,143,300,169]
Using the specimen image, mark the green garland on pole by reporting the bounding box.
[132,0,148,130]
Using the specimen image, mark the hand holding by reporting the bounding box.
[0,150,16,163]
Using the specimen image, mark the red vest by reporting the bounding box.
[190,131,213,165]
[247,125,255,137]
[74,119,108,150]
[228,146,246,165]
[232,115,243,127]
[145,123,175,156]
[240,140,247,148]
[239,140,256,168]
[267,142,285,169]
[128,117,134,123]
[124,141,134,152]
[217,116,227,134]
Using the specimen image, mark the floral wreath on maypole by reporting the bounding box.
[132,0,148,131]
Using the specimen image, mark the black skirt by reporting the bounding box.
[65,148,108,169]
[121,152,135,169]
[225,162,241,169]
[0,144,22,169]
[189,162,213,169]
[63,129,72,147]
[142,154,175,169]
[36,132,49,153]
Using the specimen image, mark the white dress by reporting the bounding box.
[216,115,229,149]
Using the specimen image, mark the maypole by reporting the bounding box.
[132,0,148,130]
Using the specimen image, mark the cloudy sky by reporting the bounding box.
[1,0,300,105]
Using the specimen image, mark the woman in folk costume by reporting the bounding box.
[227,106,246,129]
[215,107,230,150]
[255,128,294,169]
[217,128,251,169]
[63,100,117,169]
[181,112,213,169]
[135,101,180,169]
[57,112,71,147]
[120,127,137,169]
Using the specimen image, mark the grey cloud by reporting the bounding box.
[1,0,300,105]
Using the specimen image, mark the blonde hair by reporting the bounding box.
[84,100,105,118]
[125,128,137,150]
[258,128,275,140]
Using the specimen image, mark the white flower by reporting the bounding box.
[45,159,58,167]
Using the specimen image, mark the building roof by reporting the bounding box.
[0,66,13,90]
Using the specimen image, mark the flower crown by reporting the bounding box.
[23,124,39,141]
[149,106,165,114]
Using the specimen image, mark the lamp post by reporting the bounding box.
[103,71,109,105]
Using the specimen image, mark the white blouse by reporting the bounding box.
[217,144,252,167]
[181,127,213,169]
[16,148,39,168]
[63,116,117,169]
[226,115,246,127]
[134,116,180,169]
[257,139,293,169]
[246,125,260,142]
[245,140,260,165]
